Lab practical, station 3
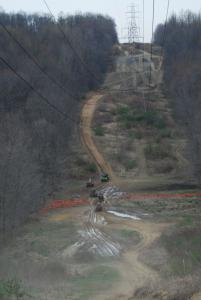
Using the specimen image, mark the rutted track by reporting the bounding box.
[80,93,114,178]
[82,208,121,257]
[63,207,121,258]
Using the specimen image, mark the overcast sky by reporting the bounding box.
[0,0,200,42]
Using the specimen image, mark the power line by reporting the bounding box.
[42,0,138,94]
[43,0,143,95]
[0,3,140,128]
[42,0,101,84]
[0,21,80,103]
[0,55,79,124]
[0,21,89,127]
[149,0,155,85]
[2,19,130,127]
[151,0,155,56]
[160,0,170,59]
[0,21,139,129]
[142,0,145,70]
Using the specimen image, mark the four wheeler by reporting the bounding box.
[95,201,103,212]
[90,189,98,197]
[98,194,105,202]
[100,173,110,183]
[88,173,109,212]
[86,178,94,188]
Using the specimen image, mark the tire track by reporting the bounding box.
[76,207,121,257]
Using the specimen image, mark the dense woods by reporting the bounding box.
[0,12,117,235]
[154,12,201,181]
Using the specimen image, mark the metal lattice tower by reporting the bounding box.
[126,3,141,44]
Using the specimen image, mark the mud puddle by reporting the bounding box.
[107,210,141,220]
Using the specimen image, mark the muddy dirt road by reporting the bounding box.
[94,214,168,300]
[77,50,169,299]
[0,199,169,300]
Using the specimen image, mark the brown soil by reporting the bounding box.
[95,215,168,300]
[80,93,114,178]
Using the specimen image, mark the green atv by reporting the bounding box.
[100,173,110,183]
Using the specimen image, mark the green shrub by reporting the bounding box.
[110,108,117,116]
[139,111,166,128]
[144,143,171,160]
[122,120,133,129]
[154,118,166,129]
[76,157,88,167]
[0,279,25,299]
[159,128,172,138]
[116,106,166,130]
[124,160,137,170]
[93,125,105,136]
[128,130,143,140]
[128,131,135,139]
[154,160,174,173]
[135,131,143,139]
[85,162,97,173]
[116,106,130,115]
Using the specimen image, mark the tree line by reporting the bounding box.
[0,11,117,236]
[154,11,201,182]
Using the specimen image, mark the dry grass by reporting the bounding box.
[92,48,190,186]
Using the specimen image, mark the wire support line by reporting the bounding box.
[0,55,79,124]
[42,0,101,84]
[0,21,81,103]
[149,0,155,85]
[0,21,136,109]
[142,0,145,71]
[160,0,170,60]
[41,1,137,95]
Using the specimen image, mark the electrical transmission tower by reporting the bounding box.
[126,3,141,45]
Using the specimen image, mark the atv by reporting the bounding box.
[90,189,98,197]
[95,201,103,212]
[86,178,94,188]
[100,173,110,183]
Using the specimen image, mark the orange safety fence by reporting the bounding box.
[40,192,201,213]
[126,192,201,201]
[40,199,90,213]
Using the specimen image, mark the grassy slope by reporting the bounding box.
[93,45,193,190]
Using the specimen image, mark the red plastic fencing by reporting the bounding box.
[127,192,201,200]
[41,199,90,213]
[40,192,201,214]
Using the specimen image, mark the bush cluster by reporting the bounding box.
[116,106,166,129]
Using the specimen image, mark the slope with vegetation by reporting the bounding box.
[93,44,191,190]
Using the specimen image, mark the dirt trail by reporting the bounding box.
[81,94,114,178]
[78,50,173,299]
[95,215,168,300]
[56,204,167,300]
[80,49,162,185]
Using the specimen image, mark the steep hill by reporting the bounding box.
[90,44,194,191]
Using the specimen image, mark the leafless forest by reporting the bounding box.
[0,12,117,234]
[155,12,201,180]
